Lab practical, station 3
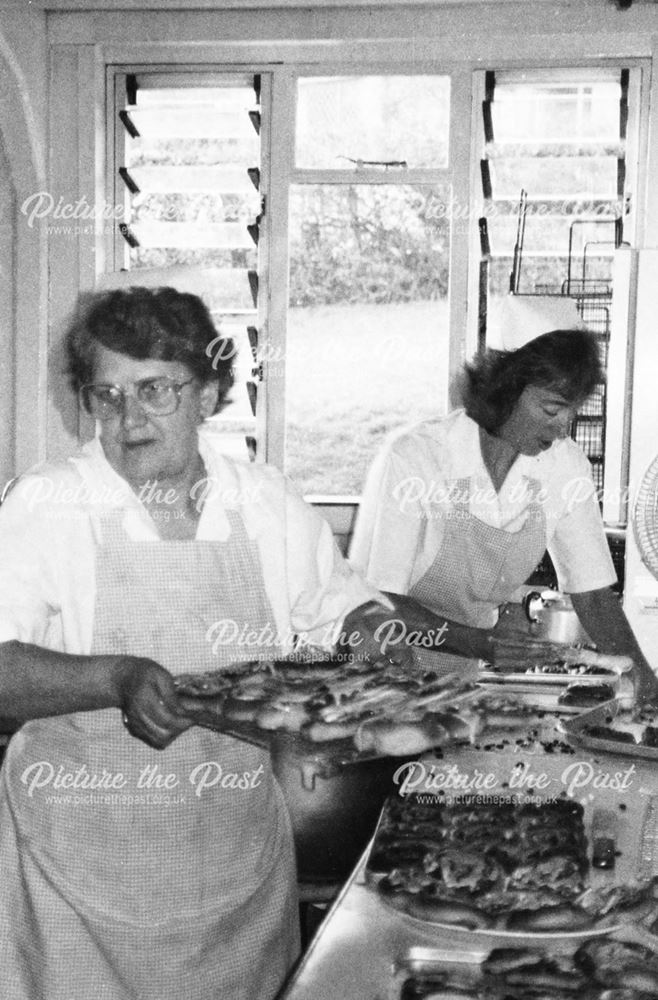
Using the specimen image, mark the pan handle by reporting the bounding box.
[522,590,543,622]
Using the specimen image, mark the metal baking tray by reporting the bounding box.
[363,747,658,944]
[181,674,486,772]
[479,652,636,712]
[390,937,658,1000]
[560,701,658,761]
[187,685,584,770]
[176,657,585,770]
[479,667,618,685]
[392,946,483,999]
[476,678,625,715]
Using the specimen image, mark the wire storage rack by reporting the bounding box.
[494,209,624,591]
[565,278,612,495]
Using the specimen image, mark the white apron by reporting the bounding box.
[0,509,299,1000]
[409,476,547,675]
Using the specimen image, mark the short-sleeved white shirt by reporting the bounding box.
[0,429,382,656]
[350,409,616,600]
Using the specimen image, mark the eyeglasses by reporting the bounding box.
[80,376,195,421]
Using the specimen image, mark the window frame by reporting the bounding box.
[100,54,650,515]
[268,61,474,480]
[104,60,474,485]
[470,61,650,528]
[281,64,470,490]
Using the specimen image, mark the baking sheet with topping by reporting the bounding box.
[174,657,587,767]
[362,748,658,942]
[479,648,636,711]
[175,657,481,766]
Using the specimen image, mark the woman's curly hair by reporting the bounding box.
[457,328,604,433]
[66,286,235,413]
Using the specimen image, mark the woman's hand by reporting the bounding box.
[343,595,495,668]
[570,588,658,704]
[341,602,417,671]
[111,656,195,750]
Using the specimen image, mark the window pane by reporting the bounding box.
[492,81,621,143]
[490,213,617,258]
[489,156,619,200]
[295,76,450,169]
[286,184,450,496]
[482,71,624,296]
[124,85,260,269]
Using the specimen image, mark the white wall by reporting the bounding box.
[0,8,48,484]
[0,134,15,482]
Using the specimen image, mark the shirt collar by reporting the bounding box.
[454,410,559,485]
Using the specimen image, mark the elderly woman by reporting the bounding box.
[351,325,658,699]
[0,286,394,1000]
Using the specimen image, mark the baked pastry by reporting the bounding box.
[584,725,636,743]
[368,797,595,929]
[399,939,658,1000]
[557,683,615,708]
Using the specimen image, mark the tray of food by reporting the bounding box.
[478,680,620,714]
[173,656,571,766]
[480,648,635,710]
[392,934,658,999]
[363,749,658,939]
[560,701,658,761]
[174,657,539,764]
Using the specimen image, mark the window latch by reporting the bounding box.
[338,156,408,170]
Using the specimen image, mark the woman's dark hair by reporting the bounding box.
[66,286,235,412]
[458,328,604,433]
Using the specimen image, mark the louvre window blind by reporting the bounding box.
[112,72,267,459]
[478,67,635,498]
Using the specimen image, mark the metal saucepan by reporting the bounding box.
[270,734,406,882]
[522,589,590,645]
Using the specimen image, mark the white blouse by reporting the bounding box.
[0,429,381,656]
[350,409,616,599]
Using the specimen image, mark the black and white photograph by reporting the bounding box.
[2,1,658,997]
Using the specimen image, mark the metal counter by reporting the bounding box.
[283,850,459,1000]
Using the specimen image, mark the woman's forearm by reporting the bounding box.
[380,593,492,660]
[0,641,201,749]
[0,640,123,726]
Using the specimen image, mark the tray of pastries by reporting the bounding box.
[363,751,658,938]
[173,655,553,765]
